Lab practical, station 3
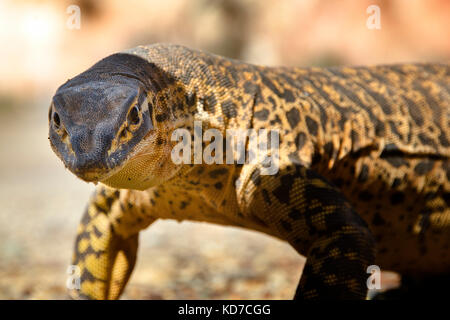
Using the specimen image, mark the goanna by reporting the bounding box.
[48,44,450,300]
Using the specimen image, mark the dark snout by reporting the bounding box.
[68,125,115,180]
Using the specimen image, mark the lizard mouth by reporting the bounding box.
[49,121,154,185]
[69,132,152,185]
[71,156,130,183]
[74,169,108,183]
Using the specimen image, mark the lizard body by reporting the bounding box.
[48,44,450,299]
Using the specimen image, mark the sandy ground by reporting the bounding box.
[0,100,399,299]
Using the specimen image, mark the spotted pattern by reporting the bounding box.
[49,44,450,300]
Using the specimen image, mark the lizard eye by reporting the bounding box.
[128,105,140,125]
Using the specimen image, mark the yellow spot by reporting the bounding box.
[88,203,99,217]
[329,247,340,257]
[108,251,130,299]
[324,274,338,285]
[78,238,90,253]
[85,254,109,280]
[344,252,358,260]
[95,195,110,212]
[81,280,107,300]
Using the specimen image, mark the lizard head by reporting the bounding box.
[49,52,193,190]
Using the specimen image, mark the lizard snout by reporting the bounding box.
[68,127,114,181]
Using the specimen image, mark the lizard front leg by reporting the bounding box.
[243,165,376,299]
[70,185,156,300]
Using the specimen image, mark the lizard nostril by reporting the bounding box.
[53,112,61,129]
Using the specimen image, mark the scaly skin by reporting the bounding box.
[48,44,450,300]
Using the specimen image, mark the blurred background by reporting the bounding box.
[0,0,448,299]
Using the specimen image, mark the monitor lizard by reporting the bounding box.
[48,44,450,300]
